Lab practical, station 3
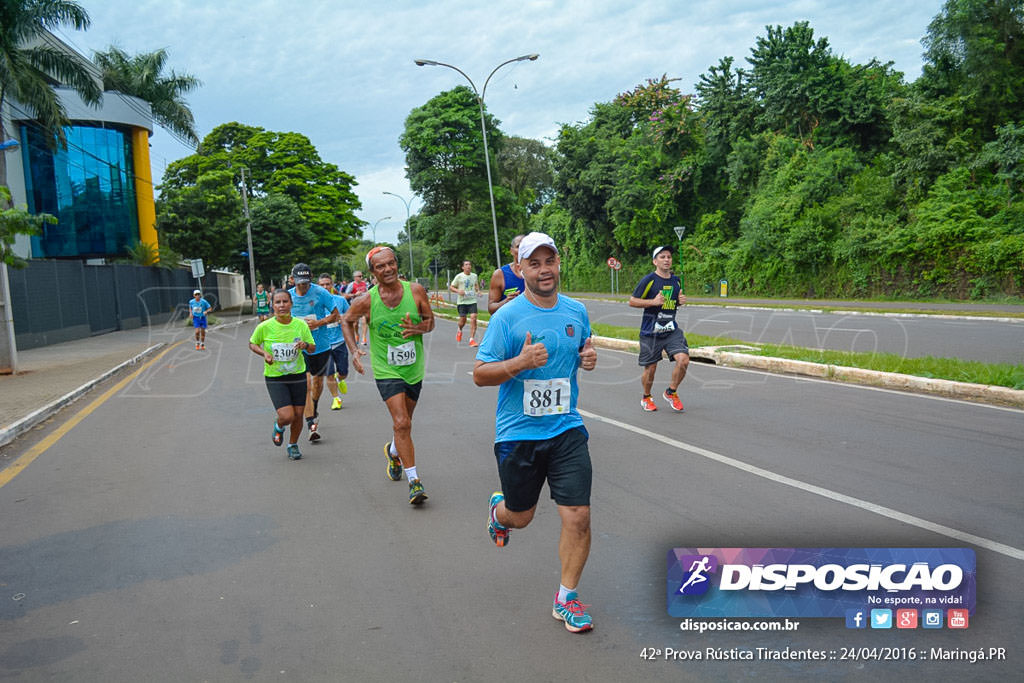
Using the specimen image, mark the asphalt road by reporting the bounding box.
[0,317,1021,681]
[576,299,1024,364]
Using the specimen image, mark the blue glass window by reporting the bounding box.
[22,124,139,258]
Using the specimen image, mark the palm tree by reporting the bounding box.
[0,0,102,179]
[93,46,202,146]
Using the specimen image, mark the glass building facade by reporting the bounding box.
[21,124,139,259]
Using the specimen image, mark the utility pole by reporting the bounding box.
[240,167,257,305]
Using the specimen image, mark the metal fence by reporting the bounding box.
[8,260,223,351]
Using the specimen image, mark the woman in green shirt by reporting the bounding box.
[248,289,316,460]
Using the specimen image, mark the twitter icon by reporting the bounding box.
[870,609,893,629]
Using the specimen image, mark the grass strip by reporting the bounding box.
[589,323,1024,390]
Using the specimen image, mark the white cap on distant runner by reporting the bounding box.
[193,289,201,295]
[518,232,558,261]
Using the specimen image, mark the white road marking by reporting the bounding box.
[579,407,1024,562]
[696,319,731,324]
[819,327,873,333]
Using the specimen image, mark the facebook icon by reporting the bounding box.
[845,609,867,629]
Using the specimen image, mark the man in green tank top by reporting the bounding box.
[344,246,436,505]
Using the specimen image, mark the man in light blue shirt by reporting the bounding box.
[474,232,598,633]
[318,273,351,410]
[288,263,340,442]
[188,290,211,350]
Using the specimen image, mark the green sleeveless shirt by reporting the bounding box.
[369,281,425,383]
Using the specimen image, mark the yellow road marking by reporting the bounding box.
[0,343,180,489]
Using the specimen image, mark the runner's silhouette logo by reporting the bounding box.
[677,555,718,595]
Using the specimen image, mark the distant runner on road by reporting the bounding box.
[188,289,211,350]
[253,283,270,322]
[344,270,370,345]
[344,246,435,505]
[487,234,525,314]
[629,245,689,412]
[449,259,480,347]
[248,288,316,461]
[474,231,598,633]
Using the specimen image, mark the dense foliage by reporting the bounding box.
[400,86,553,273]
[536,1,1023,297]
[156,122,363,282]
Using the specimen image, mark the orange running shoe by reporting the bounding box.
[663,390,685,412]
[456,330,463,343]
[640,396,658,411]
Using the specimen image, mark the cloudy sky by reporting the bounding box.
[62,0,945,244]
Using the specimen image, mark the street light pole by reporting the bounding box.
[414,54,539,269]
[370,216,391,244]
[240,167,257,303]
[382,191,414,278]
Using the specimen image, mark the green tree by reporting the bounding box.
[0,186,54,267]
[920,0,1024,142]
[236,193,314,282]
[0,0,101,190]
[400,86,519,269]
[157,122,363,270]
[92,46,201,145]
[400,86,503,215]
[155,169,242,268]
[496,135,554,231]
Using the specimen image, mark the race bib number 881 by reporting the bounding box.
[523,377,571,416]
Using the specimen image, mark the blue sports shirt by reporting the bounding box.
[476,293,591,443]
[288,283,339,353]
[322,294,350,347]
[189,298,210,317]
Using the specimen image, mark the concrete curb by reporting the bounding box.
[433,312,1022,408]
[0,343,167,448]
[0,316,258,449]
[685,345,1024,409]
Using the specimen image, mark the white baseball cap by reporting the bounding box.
[193,289,201,295]
[652,245,674,259]
[518,232,559,261]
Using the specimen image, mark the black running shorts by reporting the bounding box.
[457,303,478,316]
[326,343,348,377]
[638,328,689,366]
[304,349,331,376]
[265,373,308,410]
[493,426,592,511]
[375,378,423,402]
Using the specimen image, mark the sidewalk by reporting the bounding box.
[0,312,253,447]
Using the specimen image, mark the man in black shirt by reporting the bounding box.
[628,245,689,412]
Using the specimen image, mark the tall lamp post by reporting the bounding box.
[370,216,391,243]
[414,54,539,269]
[239,167,257,303]
[382,191,414,278]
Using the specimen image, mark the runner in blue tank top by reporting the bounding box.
[487,234,526,314]
[474,231,599,633]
